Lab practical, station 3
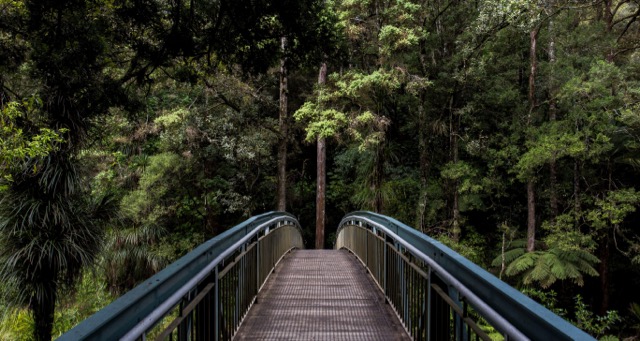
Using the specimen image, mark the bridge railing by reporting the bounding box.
[335,211,595,341]
[59,211,303,341]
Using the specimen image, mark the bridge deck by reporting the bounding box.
[235,249,410,340]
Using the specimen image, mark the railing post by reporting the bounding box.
[178,291,193,341]
[365,225,368,267]
[214,266,220,341]
[426,268,431,341]
[383,238,388,296]
[399,244,408,325]
[448,286,466,341]
[256,235,260,303]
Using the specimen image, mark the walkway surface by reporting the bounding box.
[235,249,410,340]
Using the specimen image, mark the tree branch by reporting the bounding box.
[616,8,640,41]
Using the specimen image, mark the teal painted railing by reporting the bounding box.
[58,212,302,341]
[335,211,595,341]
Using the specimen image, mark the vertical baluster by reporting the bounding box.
[214,267,219,341]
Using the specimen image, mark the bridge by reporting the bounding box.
[58,212,594,341]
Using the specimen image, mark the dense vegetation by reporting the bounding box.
[2,0,640,339]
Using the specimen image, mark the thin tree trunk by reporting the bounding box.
[449,94,461,242]
[452,117,460,243]
[500,231,507,280]
[373,142,384,213]
[526,180,536,252]
[315,62,327,250]
[32,282,56,341]
[528,29,538,115]
[599,160,614,313]
[599,234,611,314]
[526,27,539,252]
[574,159,581,215]
[277,36,288,211]
[416,45,429,232]
[548,6,559,221]
[604,0,616,61]
[604,0,613,32]
[417,95,429,232]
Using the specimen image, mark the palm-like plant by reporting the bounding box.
[0,154,114,341]
[103,224,168,295]
[492,239,600,288]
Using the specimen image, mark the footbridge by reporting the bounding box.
[58,211,594,340]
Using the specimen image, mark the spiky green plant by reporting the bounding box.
[492,239,600,288]
[102,224,168,295]
[0,155,115,341]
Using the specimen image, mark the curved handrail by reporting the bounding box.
[336,211,594,341]
[59,211,302,341]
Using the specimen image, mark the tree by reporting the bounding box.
[0,0,130,338]
[316,62,328,249]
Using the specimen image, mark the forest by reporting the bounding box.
[1,0,640,340]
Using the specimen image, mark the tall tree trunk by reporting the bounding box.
[277,36,288,211]
[599,234,611,314]
[604,0,614,32]
[604,0,616,61]
[451,97,460,242]
[417,95,429,232]
[574,159,581,214]
[315,62,327,250]
[547,4,559,222]
[526,27,539,252]
[526,180,536,252]
[373,142,384,213]
[416,45,430,232]
[528,29,538,113]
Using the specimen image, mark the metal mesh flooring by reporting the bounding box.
[234,249,410,340]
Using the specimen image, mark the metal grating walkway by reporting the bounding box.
[234,249,410,340]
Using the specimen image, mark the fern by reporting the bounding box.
[491,247,525,267]
[505,252,536,276]
[499,245,600,288]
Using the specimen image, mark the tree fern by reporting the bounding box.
[102,224,168,295]
[497,239,600,289]
[493,248,524,267]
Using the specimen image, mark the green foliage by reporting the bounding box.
[5,0,640,338]
[542,214,597,253]
[120,152,183,222]
[0,308,32,341]
[514,127,585,180]
[439,228,489,266]
[102,224,168,295]
[51,272,115,338]
[295,103,348,141]
[492,239,600,288]
[628,302,640,337]
[0,99,67,184]
[586,188,640,230]
[441,161,484,194]
[520,289,620,339]
[0,271,115,340]
[295,69,402,148]
[520,288,568,317]
[573,295,621,338]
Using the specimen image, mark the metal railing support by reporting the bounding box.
[59,212,303,341]
[335,211,595,341]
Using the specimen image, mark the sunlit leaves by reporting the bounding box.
[0,100,67,185]
[474,0,538,34]
[514,125,585,179]
[586,188,640,230]
[295,103,348,141]
[295,68,400,149]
